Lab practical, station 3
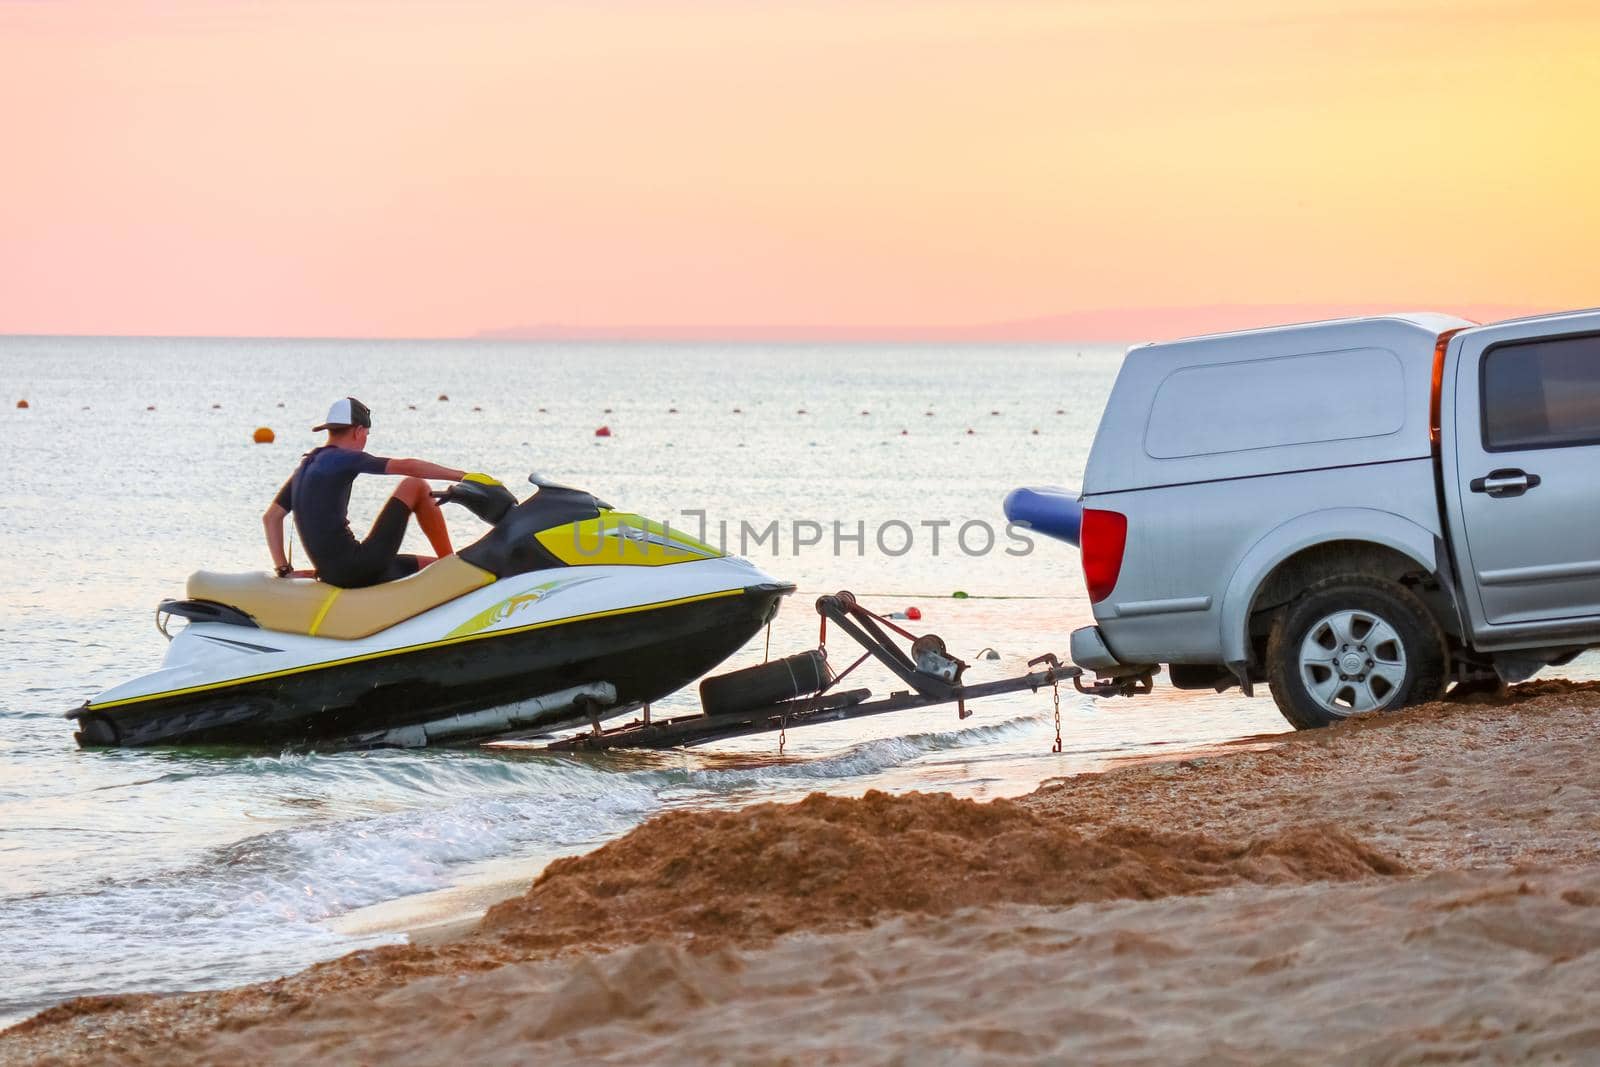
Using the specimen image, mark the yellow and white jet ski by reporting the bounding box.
[68,476,792,749]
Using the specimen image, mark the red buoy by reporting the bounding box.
[906,606,922,621]
[595,425,612,437]
[14,399,27,409]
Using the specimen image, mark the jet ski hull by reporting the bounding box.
[73,582,789,749]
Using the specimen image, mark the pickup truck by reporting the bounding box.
[1056,308,1600,729]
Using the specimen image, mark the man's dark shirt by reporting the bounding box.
[274,446,392,567]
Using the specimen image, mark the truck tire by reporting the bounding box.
[1265,575,1447,730]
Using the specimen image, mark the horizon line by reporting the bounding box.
[0,301,1557,346]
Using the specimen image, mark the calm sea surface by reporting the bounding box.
[0,336,1306,1023]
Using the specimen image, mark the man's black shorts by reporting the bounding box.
[315,498,422,588]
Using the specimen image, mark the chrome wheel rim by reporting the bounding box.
[1298,609,1407,716]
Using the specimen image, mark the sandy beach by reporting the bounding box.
[8,680,1600,1065]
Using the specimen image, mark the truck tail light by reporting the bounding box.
[1081,508,1128,604]
[1429,327,1466,445]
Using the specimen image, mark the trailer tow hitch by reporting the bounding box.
[1073,671,1156,699]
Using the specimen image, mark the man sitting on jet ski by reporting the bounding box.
[263,396,485,588]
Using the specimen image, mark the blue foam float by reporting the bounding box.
[1003,486,1082,547]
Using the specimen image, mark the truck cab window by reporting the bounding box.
[1483,334,1600,451]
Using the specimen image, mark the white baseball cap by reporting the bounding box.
[311,397,372,432]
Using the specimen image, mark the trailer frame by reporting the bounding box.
[546,591,1152,752]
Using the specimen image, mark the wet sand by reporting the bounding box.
[8,680,1600,1065]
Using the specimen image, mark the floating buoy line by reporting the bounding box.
[147,400,1070,443]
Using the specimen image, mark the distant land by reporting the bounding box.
[476,303,1556,344]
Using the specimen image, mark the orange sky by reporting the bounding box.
[1,0,1596,338]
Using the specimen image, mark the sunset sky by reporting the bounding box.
[1,0,1595,339]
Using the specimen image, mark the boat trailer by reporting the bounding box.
[547,591,1152,752]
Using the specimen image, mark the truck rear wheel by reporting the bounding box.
[1265,575,1447,730]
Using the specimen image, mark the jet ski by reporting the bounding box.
[67,475,794,749]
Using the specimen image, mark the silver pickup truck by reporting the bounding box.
[1065,307,1600,729]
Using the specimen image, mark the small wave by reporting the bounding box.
[0,759,661,1019]
[656,712,1045,797]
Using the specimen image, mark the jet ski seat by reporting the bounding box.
[186,556,497,640]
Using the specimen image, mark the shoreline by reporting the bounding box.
[8,680,1600,1064]
[337,730,1180,948]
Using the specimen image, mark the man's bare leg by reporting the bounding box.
[394,477,454,558]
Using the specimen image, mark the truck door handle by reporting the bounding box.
[1470,468,1541,497]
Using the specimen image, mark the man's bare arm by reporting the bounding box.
[386,459,468,481]
[263,501,291,573]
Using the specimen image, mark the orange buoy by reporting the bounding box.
[14,399,27,409]
[438,394,449,402]
[253,427,276,444]
[595,425,612,437]
[906,606,922,621]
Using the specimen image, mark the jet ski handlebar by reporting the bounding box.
[433,478,517,524]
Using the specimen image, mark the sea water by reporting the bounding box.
[0,336,1306,1023]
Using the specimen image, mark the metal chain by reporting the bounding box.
[1051,676,1062,753]
[778,713,787,756]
